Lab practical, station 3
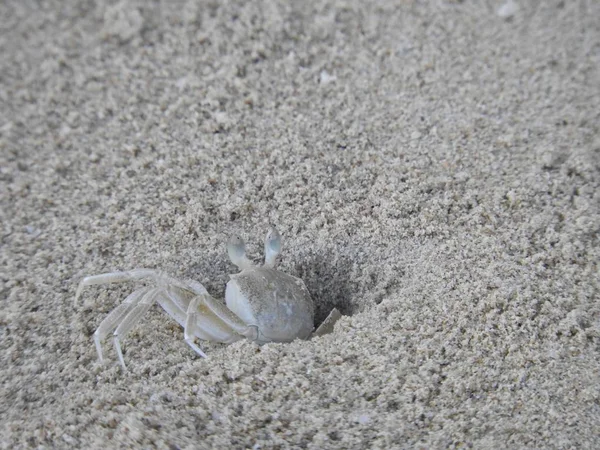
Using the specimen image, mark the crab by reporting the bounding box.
[75,227,341,370]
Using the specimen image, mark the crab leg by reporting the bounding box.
[183,280,258,341]
[162,285,229,340]
[113,288,162,370]
[93,287,151,362]
[202,294,258,341]
[161,283,233,340]
[74,269,190,306]
[184,297,208,358]
[183,294,243,348]
[157,286,189,328]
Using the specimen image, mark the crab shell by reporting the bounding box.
[225,266,315,343]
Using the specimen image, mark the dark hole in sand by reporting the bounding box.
[293,247,358,327]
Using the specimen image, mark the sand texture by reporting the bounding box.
[1,0,599,448]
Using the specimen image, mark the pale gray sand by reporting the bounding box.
[1,1,599,448]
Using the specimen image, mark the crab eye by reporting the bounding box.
[266,228,281,253]
[227,235,246,260]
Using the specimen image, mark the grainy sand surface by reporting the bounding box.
[1,1,599,448]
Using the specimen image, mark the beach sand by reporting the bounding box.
[1,1,599,448]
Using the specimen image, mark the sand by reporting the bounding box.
[1,0,599,448]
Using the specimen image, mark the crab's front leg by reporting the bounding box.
[179,286,258,358]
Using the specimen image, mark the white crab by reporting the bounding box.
[75,227,341,370]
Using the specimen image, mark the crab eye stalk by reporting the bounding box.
[264,227,282,268]
[227,235,253,270]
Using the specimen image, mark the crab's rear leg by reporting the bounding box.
[93,287,151,362]
[112,288,163,370]
[74,269,189,306]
